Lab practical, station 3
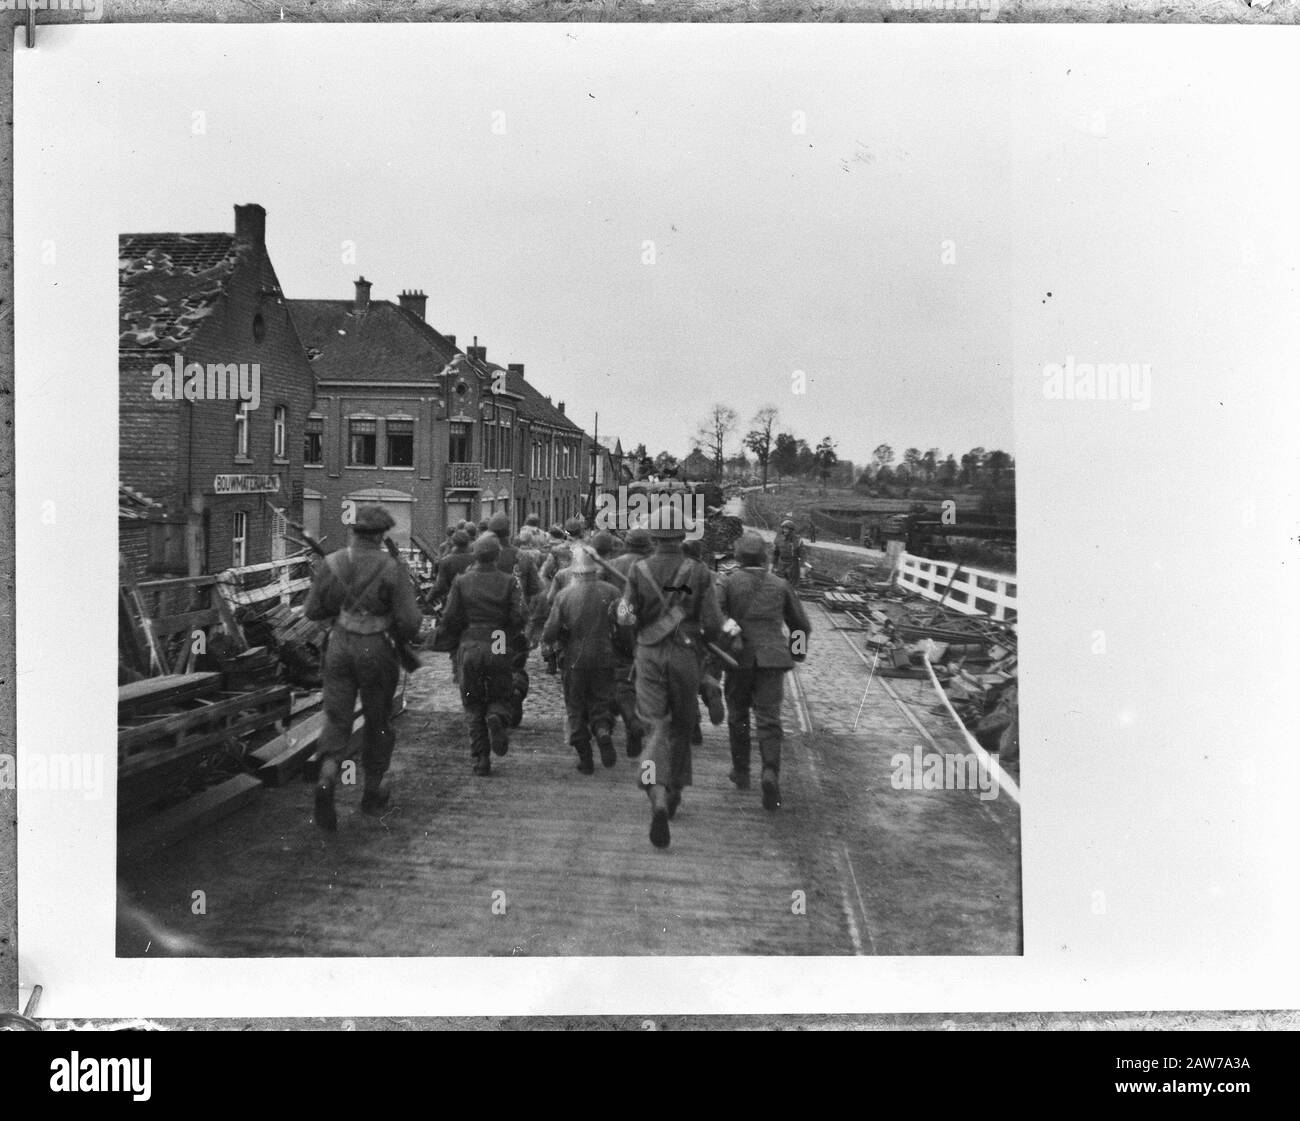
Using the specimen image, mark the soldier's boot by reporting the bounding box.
[729,727,751,788]
[509,692,525,729]
[487,713,509,757]
[360,770,391,815]
[666,786,683,820]
[648,784,671,849]
[314,759,339,832]
[626,729,644,758]
[761,765,782,812]
[595,723,616,769]
[702,677,725,726]
[575,745,595,776]
[472,754,491,776]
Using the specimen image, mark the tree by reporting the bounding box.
[794,439,814,478]
[922,448,940,483]
[743,405,780,492]
[652,450,678,476]
[813,436,838,491]
[903,448,922,480]
[771,432,802,480]
[695,404,738,481]
[960,447,986,486]
[984,449,1012,487]
[937,454,958,486]
[872,444,895,470]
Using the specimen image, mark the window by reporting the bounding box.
[232,511,248,567]
[386,418,414,468]
[500,416,513,473]
[273,405,287,459]
[449,421,470,464]
[304,417,323,465]
[349,418,377,466]
[235,403,250,459]
[483,422,496,470]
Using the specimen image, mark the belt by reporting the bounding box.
[335,610,393,635]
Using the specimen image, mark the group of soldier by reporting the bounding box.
[303,501,812,850]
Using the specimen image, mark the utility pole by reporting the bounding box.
[587,412,599,527]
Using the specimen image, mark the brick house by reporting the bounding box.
[288,280,588,546]
[119,203,315,578]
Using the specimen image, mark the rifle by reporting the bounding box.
[587,548,739,670]
[272,505,422,673]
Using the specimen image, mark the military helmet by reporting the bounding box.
[625,527,653,553]
[564,516,585,538]
[473,534,501,562]
[353,504,395,534]
[648,503,688,539]
[487,513,512,537]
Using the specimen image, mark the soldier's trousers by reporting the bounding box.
[458,641,514,761]
[562,663,616,758]
[613,659,643,753]
[634,639,701,794]
[318,629,401,783]
[725,665,788,776]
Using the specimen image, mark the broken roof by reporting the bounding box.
[119,233,242,355]
[287,299,460,383]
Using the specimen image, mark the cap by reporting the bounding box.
[487,513,511,537]
[780,519,795,531]
[591,531,614,557]
[451,530,470,548]
[473,534,501,562]
[353,504,396,534]
[564,517,585,538]
[735,532,766,564]
[625,527,652,553]
[525,514,541,527]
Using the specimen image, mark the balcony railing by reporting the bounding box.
[445,461,482,489]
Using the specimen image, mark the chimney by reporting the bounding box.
[557,401,565,414]
[467,343,486,362]
[508,363,524,377]
[398,289,427,320]
[353,276,371,312]
[234,203,266,249]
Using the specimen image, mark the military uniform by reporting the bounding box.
[772,524,806,587]
[718,536,812,810]
[303,506,422,830]
[542,550,621,772]
[486,514,541,727]
[607,532,652,757]
[441,536,527,775]
[619,521,723,848]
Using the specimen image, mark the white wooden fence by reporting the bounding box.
[895,554,1017,623]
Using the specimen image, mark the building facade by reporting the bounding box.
[119,204,314,578]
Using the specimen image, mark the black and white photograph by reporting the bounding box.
[10,18,1299,1021]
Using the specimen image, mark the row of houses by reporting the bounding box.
[120,203,631,578]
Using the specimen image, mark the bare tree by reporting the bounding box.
[743,405,780,492]
[695,403,738,481]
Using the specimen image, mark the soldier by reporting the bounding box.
[440,534,526,775]
[432,529,473,604]
[718,532,812,811]
[772,519,806,587]
[303,504,422,831]
[607,526,652,757]
[617,504,724,849]
[542,546,621,773]
[485,512,540,727]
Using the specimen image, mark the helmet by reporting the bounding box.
[473,535,501,562]
[648,503,688,539]
[590,531,614,557]
[487,513,511,537]
[564,517,585,538]
[625,527,652,554]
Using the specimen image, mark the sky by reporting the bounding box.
[103,23,1025,471]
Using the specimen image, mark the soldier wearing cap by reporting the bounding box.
[432,529,473,605]
[440,533,527,775]
[304,504,422,831]
[617,503,724,848]
[718,532,812,811]
[485,512,540,727]
[772,519,806,587]
[606,526,652,756]
[542,545,621,773]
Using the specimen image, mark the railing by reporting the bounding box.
[445,461,482,489]
[895,553,1017,623]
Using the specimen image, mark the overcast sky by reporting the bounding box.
[104,24,1292,471]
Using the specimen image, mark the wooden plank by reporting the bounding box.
[117,672,222,718]
[120,705,289,783]
[222,576,313,607]
[254,711,366,786]
[120,555,165,675]
[148,608,220,640]
[118,685,290,752]
[119,774,263,859]
[136,573,218,593]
